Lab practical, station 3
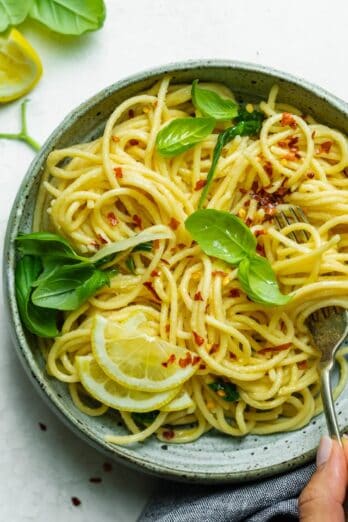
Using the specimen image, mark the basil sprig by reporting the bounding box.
[15,229,171,337]
[192,80,238,120]
[15,256,59,338]
[156,117,215,157]
[0,0,106,35]
[185,209,291,306]
[198,112,264,208]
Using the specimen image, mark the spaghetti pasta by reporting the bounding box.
[34,77,348,444]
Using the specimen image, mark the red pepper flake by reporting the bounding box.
[263,161,273,176]
[162,354,176,368]
[71,497,81,507]
[259,342,292,354]
[89,477,102,484]
[163,429,175,440]
[113,166,123,178]
[161,257,170,265]
[229,289,240,298]
[193,332,204,346]
[90,240,100,250]
[111,135,120,143]
[192,355,201,365]
[255,229,265,237]
[256,244,266,256]
[343,167,348,178]
[283,152,298,162]
[212,271,227,277]
[194,291,203,301]
[129,138,139,146]
[151,270,160,277]
[288,136,299,147]
[103,462,112,472]
[165,323,170,333]
[209,343,219,354]
[153,239,160,250]
[245,217,253,227]
[239,188,248,194]
[133,214,142,228]
[307,172,315,179]
[199,363,206,370]
[128,109,135,118]
[277,140,288,148]
[195,179,207,191]
[169,217,180,230]
[97,234,108,245]
[281,112,297,129]
[38,422,47,431]
[318,141,333,154]
[229,352,237,359]
[107,212,118,226]
[143,281,160,301]
[179,352,193,368]
[298,360,308,370]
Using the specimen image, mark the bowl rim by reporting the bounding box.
[3,59,348,483]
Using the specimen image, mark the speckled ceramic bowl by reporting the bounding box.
[4,61,348,483]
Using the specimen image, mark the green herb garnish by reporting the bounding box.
[156,117,215,157]
[0,100,40,152]
[192,80,238,120]
[185,209,292,306]
[15,256,59,337]
[132,411,159,425]
[208,379,239,402]
[125,256,136,274]
[132,241,153,253]
[198,116,264,208]
[15,228,171,337]
[0,0,106,35]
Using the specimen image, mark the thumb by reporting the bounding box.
[299,436,347,522]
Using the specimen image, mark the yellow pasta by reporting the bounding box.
[34,77,348,444]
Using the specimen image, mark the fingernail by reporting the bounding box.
[317,436,333,467]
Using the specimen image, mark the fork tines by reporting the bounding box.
[274,205,310,243]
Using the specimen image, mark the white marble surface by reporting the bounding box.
[1,1,348,520]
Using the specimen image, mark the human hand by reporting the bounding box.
[299,436,348,521]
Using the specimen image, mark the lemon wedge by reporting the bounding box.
[0,29,42,103]
[76,355,180,412]
[92,315,199,392]
[162,389,195,412]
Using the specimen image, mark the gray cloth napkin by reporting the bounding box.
[139,462,315,521]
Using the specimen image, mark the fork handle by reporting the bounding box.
[320,366,342,446]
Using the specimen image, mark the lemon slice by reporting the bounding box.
[76,355,180,412]
[92,315,199,392]
[162,389,195,412]
[0,29,43,103]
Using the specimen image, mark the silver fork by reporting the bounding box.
[275,205,348,443]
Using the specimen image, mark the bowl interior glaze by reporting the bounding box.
[4,61,348,483]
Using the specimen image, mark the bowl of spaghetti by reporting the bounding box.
[4,60,348,482]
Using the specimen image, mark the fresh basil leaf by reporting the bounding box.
[238,255,292,306]
[156,117,215,157]
[191,80,238,121]
[125,256,136,274]
[198,119,263,208]
[185,209,256,265]
[208,379,239,402]
[235,104,264,125]
[132,241,152,253]
[15,255,59,338]
[32,264,109,311]
[0,0,33,32]
[16,232,85,262]
[132,411,159,425]
[29,0,106,35]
